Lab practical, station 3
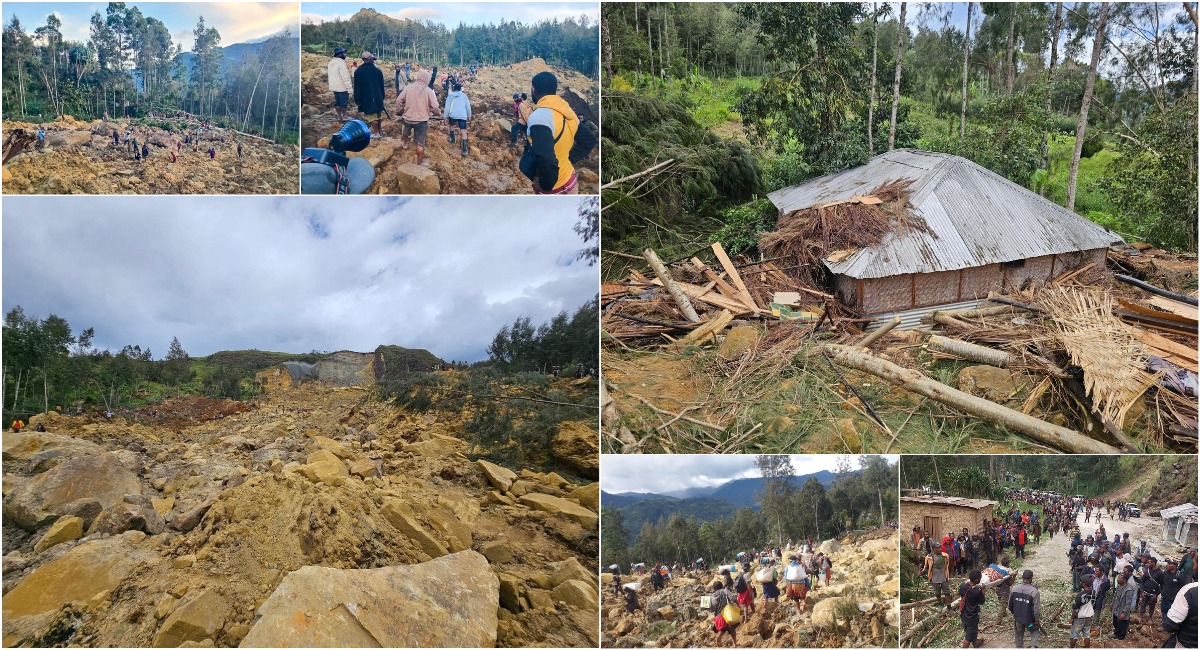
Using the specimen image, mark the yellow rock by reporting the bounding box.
[33,516,84,553]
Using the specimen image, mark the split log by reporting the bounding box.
[1115,274,1199,306]
[856,316,902,349]
[711,242,761,313]
[926,335,1014,368]
[900,596,940,611]
[824,344,1122,454]
[672,310,734,348]
[643,249,701,323]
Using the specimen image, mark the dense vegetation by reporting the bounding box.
[2,3,299,142]
[601,2,1198,260]
[601,456,897,569]
[301,8,599,76]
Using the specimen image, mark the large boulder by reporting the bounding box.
[33,515,84,553]
[45,129,93,148]
[2,432,106,471]
[518,493,598,529]
[152,589,230,648]
[4,452,142,531]
[551,421,598,480]
[956,365,1028,403]
[811,596,854,629]
[2,537,156,620]
[239,551,498,647]
[395,163,440,194]
[88,494,166,536]
[565,482,600,512]
[477,460,516,492]
[380,498,447,559]
[550,579,598,611]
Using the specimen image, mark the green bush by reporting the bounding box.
[710,199,776,255]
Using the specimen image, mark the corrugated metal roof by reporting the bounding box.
[900,495,998,509]
[1161,503,1198,523]
[864,299,985,331]
[766,149,1124,279]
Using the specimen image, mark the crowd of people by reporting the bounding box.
[610,540,838,647]
[324,47,596,194]
[910,489,1197,648]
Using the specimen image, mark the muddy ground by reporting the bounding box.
[2,115,298,194]
[300,53,599,194]
[2,378,600,647]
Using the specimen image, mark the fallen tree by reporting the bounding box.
[824,344,1122,454]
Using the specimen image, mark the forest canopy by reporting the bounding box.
[2,4,299,143]
[601,2,1198,255]
[301,8,599,76]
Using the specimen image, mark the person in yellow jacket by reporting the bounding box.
[11,419,24,432]
[522,71,597,194]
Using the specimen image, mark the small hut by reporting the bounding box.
[899,495,997,544]
[767,149,1123,326]
[1160,503,1198,547]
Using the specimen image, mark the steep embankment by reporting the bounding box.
[2,377,599,647]
[300,53,598,194]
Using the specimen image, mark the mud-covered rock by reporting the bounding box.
[4,452,142,531]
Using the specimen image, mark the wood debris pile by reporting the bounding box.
[759,179,925,286]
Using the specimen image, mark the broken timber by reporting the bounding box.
[671,310,734,348]
[824,344,1121,454]
[1115,274,1199,306]
[643,248,701,322]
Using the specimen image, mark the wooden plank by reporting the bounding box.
[711,242,761,312]
[671,310,735,348]
[1118,298,1198,325]
[691,257,743,302]
[1125,326,1199,371]
[1150,296,1199,321]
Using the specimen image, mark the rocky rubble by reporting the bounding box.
[1,380,599,647]
[300,53,599,195]
[2,116,297,194]
[600,531,900,648]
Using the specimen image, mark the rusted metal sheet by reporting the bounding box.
[767,149,1123,279]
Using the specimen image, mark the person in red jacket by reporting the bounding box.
[1015,526,1028,559]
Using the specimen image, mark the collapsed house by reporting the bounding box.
[1160,503,1198,548]
[767,149,1124,326]
[899,495,997,542]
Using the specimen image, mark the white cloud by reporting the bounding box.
[2,196,596,363]
[601,455,899,495]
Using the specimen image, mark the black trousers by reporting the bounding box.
[1112,614,1129,639]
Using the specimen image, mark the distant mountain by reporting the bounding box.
[603,468,851,543]
[175,37,300,77]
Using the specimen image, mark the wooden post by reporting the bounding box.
[824,344,1122,454]
[857,316,902,349]
[644,249,701,323]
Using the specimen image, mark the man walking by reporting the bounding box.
[444,81,472,157]
[959,570,987,648]
[523,71,596,194]
[396,69,441,167]
[353,51,386,137]
[327,47,353,123]
[1009,570,1041,648]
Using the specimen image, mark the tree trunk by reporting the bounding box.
[1006,5,1017,95]
[824,344,1121,454]
[602,10,614,81]
[11,368,22,413]
[1067,3,1109,212]
[888,2,907,151]
[868,2,879,156]
[1040,2,1063,178]
[960,1,973,138]
[42,362,49,415]
[644,249,701,322]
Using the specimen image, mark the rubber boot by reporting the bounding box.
[1081,637,1090,648]
[1069,638,1077,648]
[448,130,455,144]
[461,137,468,157]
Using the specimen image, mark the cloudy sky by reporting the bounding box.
[602,455,899,495]
[303,2,597,28]
[2,2,297,50]
[2,196,596,363]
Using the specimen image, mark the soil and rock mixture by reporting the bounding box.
[300,53,599,195]
[2,379,600,648]
[602,530,900,648]
[1,115,298,194]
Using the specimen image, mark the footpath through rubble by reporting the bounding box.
[1,380,600,647]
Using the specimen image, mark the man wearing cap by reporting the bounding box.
[327,47,352,123]
[396,69,441,167]
[1160,557,1194,626]
[353,51,386,137]
[1009,569,1041,648]
[522,71,596,194]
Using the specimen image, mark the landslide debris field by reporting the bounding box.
[1,116,298,194]
[301,53,599,194]
[602,530,900,648]
[602,240,1198,456]
[2,379,601,647]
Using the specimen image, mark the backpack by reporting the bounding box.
[735,574,748,594]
